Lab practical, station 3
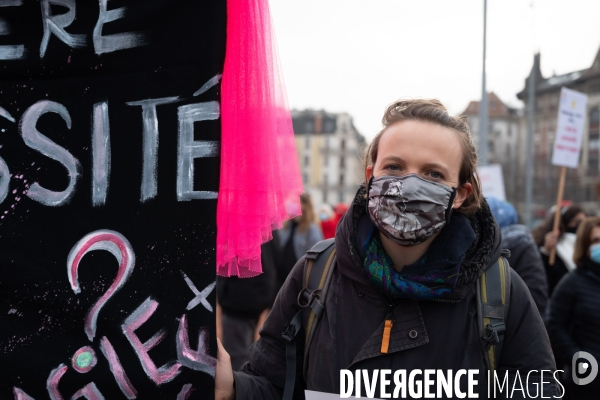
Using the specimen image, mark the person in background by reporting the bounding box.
[548,216,600,398]
[216,231,281,371]
[333,203,349,225]
[487,197,548,317]
[277,193,323,288]
[532,204,586,296]
[318,203,337,239]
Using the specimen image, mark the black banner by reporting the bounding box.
[0,1,225,398]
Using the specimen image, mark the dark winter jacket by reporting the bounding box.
[217,233,281,318]
[540,233,576,297]
[501,224,549,317]
[233,187,559,399]
[541,252,570,298]
[548,260,600,396]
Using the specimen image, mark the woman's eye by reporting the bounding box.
[386,165,400,171]
[428,171,442,179]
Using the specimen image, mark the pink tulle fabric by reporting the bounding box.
[217,0,303,277]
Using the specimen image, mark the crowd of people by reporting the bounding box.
[488,197,600,397]
[216,99,600,399]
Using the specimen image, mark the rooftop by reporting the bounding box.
[462,92,520,118]
[291,109,366,144]
[517,47,600,99]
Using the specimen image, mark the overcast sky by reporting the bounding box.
[269,0,600,141]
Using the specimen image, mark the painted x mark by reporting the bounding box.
[180,271,215,312]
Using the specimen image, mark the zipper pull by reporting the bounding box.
[381,319,393,353]
[381,306,394,354]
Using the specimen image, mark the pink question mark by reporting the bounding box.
[67,230,135,342]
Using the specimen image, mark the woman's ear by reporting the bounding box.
[365,165,373,183]
[452,182,473,209]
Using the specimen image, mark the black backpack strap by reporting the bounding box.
[478,254,511,374]
[281,238,336,400]
[303,241,336,377]
[282,307,303,400]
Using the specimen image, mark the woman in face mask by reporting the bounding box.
[215,99,559,400]
[317,203,337,239]
[532,205,586,297]
[548,217,600,398]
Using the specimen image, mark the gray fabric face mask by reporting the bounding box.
[367,174,457,246]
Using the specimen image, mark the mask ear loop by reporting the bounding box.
[445,188,458,223]
[445,180,466,223]
[366,176,374,212]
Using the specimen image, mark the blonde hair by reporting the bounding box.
[297,193,316,233]
[363,99,482,214]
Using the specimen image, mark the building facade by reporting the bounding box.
[292,109,366,210]
[516,48,600,216]
[462,92,522,203]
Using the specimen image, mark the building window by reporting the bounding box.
[591,107,600,128]
[339,174,344,186]
[588,151,599,175]
[339,191,344,203]
[341,139,346,150]
[324,155,328,166]
[323,174,328,186]
[549,96,558,111]
[303,173,308,184]
[589,81,600,94]
[340,122,347,134]
[340,157,345,168]
[305,136,310,149]
[305,121,313,132]
[304,156,309,167]
[323,191,328,204]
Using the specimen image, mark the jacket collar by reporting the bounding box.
[580,257,600,284]
[335,185,501,301]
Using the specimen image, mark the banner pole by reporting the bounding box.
[549,166,567,266]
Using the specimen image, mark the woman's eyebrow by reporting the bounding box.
[380,156,405,164]
[379,157,450,173]
[421,162,449,173]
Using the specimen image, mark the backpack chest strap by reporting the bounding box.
[282,238,336,400]
[479,256,511,373]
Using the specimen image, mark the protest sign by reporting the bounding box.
[0,1,224,398]
[478,164,506,201]
[549,87,588,265]
[551,87,588,168]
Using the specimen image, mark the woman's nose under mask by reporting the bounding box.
[367,174,457,246]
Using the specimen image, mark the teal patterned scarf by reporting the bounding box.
[362,233,461,300]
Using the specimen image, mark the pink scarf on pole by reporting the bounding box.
[218,0,303,277]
